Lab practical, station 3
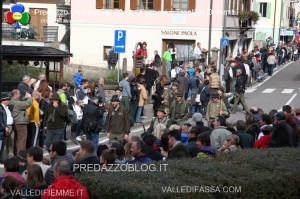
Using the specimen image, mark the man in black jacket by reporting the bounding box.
[231,69,249,114]
[82,97,104,151]
[44,93,68,149]
[0,94,14,162]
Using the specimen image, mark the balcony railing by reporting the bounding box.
[2,24,58,42]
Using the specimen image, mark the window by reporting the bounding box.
[259,3,267,17]
[131,0,161,10]
[164,0,195,11]
[139,0,154,9]
[103,46,113,61]
[173,0,187,10]
[96,0,125,9]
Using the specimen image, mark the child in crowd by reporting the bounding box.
[257,69,265,82]
[74,100,84,142]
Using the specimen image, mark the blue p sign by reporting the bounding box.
[114,30,126,53]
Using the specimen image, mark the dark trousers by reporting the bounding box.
[0,125,14,161]
[26,122,39,149]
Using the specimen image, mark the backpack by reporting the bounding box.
[200,86,207,102]
[67,109,77,126]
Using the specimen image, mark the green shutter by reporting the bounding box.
[255,3,260,13]
[266,3,271,18]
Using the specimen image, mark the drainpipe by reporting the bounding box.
[208,0,213,63]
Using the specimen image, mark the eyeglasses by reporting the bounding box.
[226,139,231,142]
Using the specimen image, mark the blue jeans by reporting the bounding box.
[76,119,83,136]
[268,64,274,76]
[45,128,64,149]
[86,132,99,153]
[135,106,143,122]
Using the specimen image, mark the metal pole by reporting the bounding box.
[117,53,120,83]
[0,0,3,96]
[278,0,283,44]
[221,0,228,65]
[272,0,277,42]
[208,0,213,63]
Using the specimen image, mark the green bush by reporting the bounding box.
[76,148,300,199]
[64,66,120,85]
[2,62,44,81]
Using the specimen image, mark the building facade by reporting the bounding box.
[2,0,69,50]
[70,0,254,70]
[254,0,298,47]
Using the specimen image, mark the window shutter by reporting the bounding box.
[130,0,138,10]
[255,3,260,13]
[119,0,125,10]
[96,0,104,9]
[153,0,162,11]
[164,0,172,11]
[188,0,196,11]
[266,3,271,18]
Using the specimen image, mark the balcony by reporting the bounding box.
[56,0,71,25]
[2,24,58,42]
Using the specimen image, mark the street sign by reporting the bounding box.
[114,30,126,53]
[221,38,229,46]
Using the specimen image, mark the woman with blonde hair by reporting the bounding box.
[153,123,167,139]
[220,134,240,153]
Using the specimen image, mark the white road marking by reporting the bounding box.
[278,93,298,111]
[245,88,256,93]
[262,88,276,93]
[281,89,294,94]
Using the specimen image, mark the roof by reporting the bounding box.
[2,45,72,61]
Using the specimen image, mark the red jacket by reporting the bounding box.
[41,176,89,199]
[254,135,272,149]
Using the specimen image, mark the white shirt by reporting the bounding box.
[73,104,83,120]
[1,103,13,125]
[244,64,250,76]
[171,69,177,79]
[193,47,202,58]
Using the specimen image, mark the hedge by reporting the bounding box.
[76,148,300,199]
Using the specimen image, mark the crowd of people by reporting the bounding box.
[0,41,299,198]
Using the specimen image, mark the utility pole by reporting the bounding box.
[208,0,213,63]
[272,0,277,41]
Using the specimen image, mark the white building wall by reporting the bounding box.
[70,23,223,69]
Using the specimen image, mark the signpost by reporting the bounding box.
[114,30,126,82]
[221,38,229,46]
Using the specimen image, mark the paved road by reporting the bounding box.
[243,60,300,113]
